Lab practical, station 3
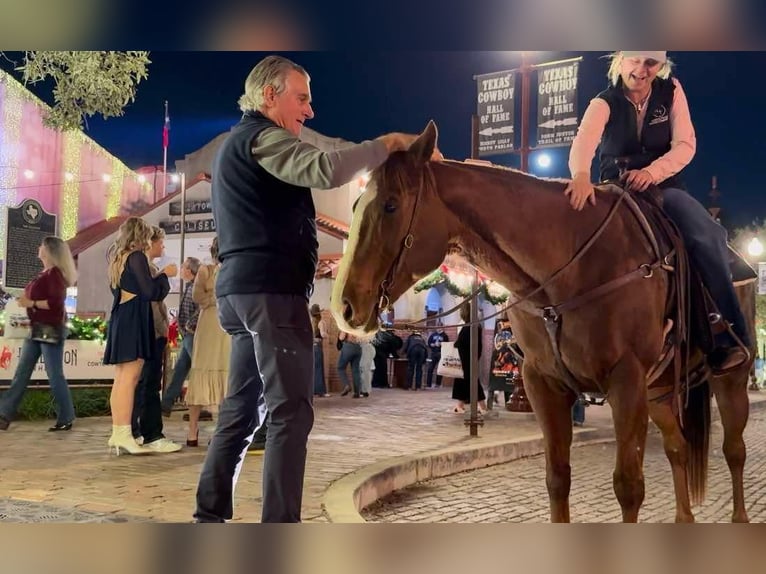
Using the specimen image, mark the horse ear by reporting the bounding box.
[409,120,438,163]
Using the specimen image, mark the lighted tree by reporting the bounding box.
[3,51,150,131]
[732,219,766,358]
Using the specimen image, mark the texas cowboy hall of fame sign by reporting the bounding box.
[475,70,515,156]
[3,199,57,290]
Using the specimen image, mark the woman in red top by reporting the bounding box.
[0,236,77,431]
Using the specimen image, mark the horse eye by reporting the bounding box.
[384,201,397,214]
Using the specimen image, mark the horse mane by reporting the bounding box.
[443,159,570,187]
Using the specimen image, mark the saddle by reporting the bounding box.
[596,181,755,413]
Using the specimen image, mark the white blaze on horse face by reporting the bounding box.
[330,185,379,334]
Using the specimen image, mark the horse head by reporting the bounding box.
[331,121,451,334]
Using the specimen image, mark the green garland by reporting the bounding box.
[67,316,107,341]
[414,269,510,305]
[0,311,107,340]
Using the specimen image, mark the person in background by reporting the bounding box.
[403,330,428,390]
[371,327,402,388]
[185,237,231,447]
[359,338,375,398]
[310,303,330,397]
[103,217,175,454]
[131,226,182,452]
[0,236,77,432]
[426,324,449,388]
[452,302,487,414]
[337,331,363,398]
[161,257,200,417]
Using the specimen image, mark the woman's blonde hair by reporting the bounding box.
[210,236,219,263]
[107,217,153,288]
[606,52,674,87]
[42,236,77,287]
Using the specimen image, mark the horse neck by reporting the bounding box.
[433,163,622,301]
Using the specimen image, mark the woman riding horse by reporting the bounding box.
[332,119,753,523]
[564,50,750,374]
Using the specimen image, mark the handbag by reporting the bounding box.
[436,341,463,379]
[30,323,63,344]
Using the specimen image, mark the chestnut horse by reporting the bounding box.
[331,121,754,523]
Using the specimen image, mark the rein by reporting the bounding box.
[390,180,635,331]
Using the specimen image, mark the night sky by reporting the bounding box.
[5,51,764,229]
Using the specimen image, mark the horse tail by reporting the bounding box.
[683,378,711,506]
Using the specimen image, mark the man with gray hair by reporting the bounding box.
[194,54,438,523]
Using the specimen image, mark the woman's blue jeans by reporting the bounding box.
[313,343,326,394]
[0,338,75,425]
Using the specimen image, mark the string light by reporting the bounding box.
[60,130,81,240]
[0,74,23,258]
[1,69,148,240]
[106,159,125,219]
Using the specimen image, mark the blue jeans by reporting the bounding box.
[572,397,585,425]
[161,331,194,411]
[406,346,427,389]
[313,343,326,395]
[662,187,750,348]
[426,353,442,387]
[337,342,362,394]
[0,338,75,425]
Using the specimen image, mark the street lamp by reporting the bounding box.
[747,237,763,258]
[536,152,552,170]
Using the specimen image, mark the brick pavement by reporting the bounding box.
[0,386,552,522]
[363,401,766,523]
[3,386,763,523]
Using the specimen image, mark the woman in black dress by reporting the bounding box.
[104,217,176,455]
[452,302,487,413]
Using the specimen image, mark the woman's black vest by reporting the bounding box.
[597,77,684,189]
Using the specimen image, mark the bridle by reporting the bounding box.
[377,163,435,314]
[378,163,668,330]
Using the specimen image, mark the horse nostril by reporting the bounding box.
[342,299,354,323]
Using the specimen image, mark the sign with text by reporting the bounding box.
[536,60,580,147]
[168,199,212,216]
[4,199,57,290]
[160,218,216,234]
[0,338,113,381]
[476,70,515,156]
[0,338,182,384]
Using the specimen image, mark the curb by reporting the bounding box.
[323,392,766,523]
[323,426,615,523]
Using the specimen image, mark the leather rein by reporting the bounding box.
[383,168,667,333]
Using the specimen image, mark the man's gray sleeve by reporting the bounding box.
[252,127,388,190]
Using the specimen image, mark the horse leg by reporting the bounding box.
[711,374,750,523]
[607,357,649,522]
[647,393,695,522]
[523,368,575,523]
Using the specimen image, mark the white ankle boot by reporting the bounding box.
[108,425,151,455]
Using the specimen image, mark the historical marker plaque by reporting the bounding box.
[4,199,57,290]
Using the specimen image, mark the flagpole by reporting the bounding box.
[161,100,168,203]
[178,171,187,310]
